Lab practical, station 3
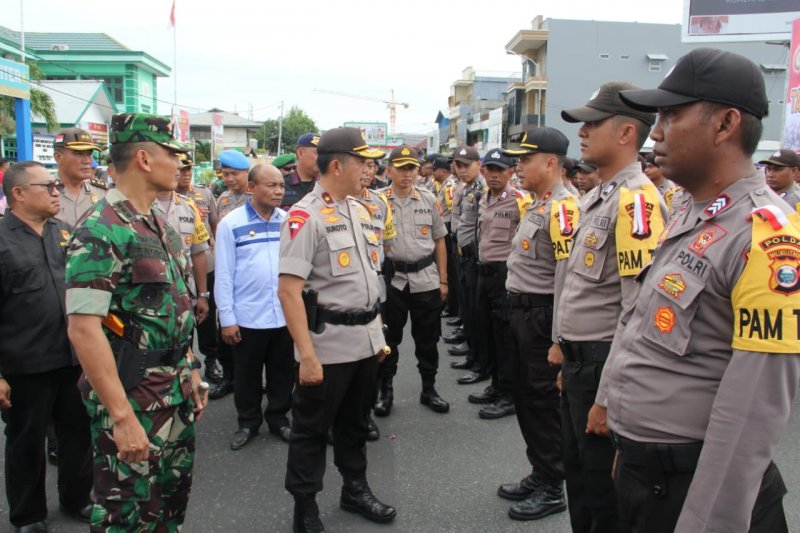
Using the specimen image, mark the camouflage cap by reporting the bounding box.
[109,113,190,153]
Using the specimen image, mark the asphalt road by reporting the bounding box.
[2,321,799,532]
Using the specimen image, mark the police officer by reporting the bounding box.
[591,47,800,533]
[279,127,395,533]
[431,156,459,318]
[575,161,599,197]
[643,153,677,198]
[495,128,577,521]
[210,148,251,399]
[65,113,207,531]
[468,148,531,419]
[450,146,486,381]
[282,133,320,209]
[758,149,800,210]
[53,128,108,227]
[378,145,450,415]
[555,81,667,533]
[153,178,211,324]
[176,157,223,383]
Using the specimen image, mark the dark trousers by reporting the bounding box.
[475,270,514,395]
[232,326,294,431]
[286,356,378,495]
[561,356,620,533]
[509,303,564,482]
[3,366,92,527]
[444,231,459,315]
[380,285,441,386]
[458,252,479,365]
[615,451,788,533]
[196,270,218,361]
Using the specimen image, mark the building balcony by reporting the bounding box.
[524,78,547,93]
[505,29,548,56]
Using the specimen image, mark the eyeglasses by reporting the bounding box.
[24,182,58,194]
[283,165,297,171]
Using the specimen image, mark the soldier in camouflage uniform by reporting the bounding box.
[65,113,207,532]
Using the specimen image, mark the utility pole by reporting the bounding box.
[19,0,25,62]
[277,100,285,155]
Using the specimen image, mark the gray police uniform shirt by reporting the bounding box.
[279,183,385,364]
[55,176,108,227]
[477,183,530,263]
[453,176,486,248]
[655,178,677,197]
[382,186,447,293]
[217,190,248,220]
[598,173,800,532]
[555,162,668,342]
[154,192,211,278]
[185,184,218,273]
[506,182,579,295]
[358,188,393,265]
[777,182,800,210]
[450,180,466,239]
[432,176,457,225]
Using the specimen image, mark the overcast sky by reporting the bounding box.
[5,0,683,133]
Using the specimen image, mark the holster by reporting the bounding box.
[302,289,324,334]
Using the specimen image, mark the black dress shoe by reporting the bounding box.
[508,480,566,521]
[270,425,292,443]
[47,438,58,466]
[445,317,462,326]
[450,359,471,369]
[59,502,92,523]
[204,359,224,384]
[13,521,48,533]
[293,494,325,533]
[498,472,541,501]
[440,309,454,318]
[479,397,516,419]
[208,380,233,400]
[420,388,450,413]
[468,385,501,404]
[447,342,470,356]
[442,329,465,344]
[340,478,396,524]
[367,416,380,441]
[230,427,258,450]
[373,378,394,417]
[457,371,489,385]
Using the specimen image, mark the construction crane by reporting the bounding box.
[313,88,409,135]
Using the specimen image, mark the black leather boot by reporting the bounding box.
[373,377,393,417]
[293,494,325,533]
[498,470,541,501]
[340,477,396,523]
[508,478,566,521]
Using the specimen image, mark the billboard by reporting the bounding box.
[32,134,56,166]
[683,0,800,42]
[211,112,224,159]
[343,122,387,146]
[0,58,30,99]
[785,19,800,152]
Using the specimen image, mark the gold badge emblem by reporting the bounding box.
[654,306,676,334]
[401,147,410,156]
[658,273,686,299]
[371,250,379,263]
[521,239,530,251]
[338,251,350,267]
[185,235,192,245]
[320,206,336,215]
[583,232,599,249]
[584,251,595,268]
[421,226,429,236]
[324,215,341,223]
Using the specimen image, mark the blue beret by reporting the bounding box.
[296,133,320,148]
[219,149,250,170]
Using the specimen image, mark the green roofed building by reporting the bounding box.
[0,25,170,114]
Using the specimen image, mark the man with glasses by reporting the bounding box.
[282,133,320,210]
[53,128,108,227]
[273,153,298,178]
[0,162,93,532]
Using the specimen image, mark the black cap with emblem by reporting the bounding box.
[758,149,800,168]
[452,145,480,164]
[619,48,768,119]
[502,127,569,157]
[316,127,385,159]
[481,148,516,169]
[562,81,656,126]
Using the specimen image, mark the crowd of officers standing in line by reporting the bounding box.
[0,46,798,533]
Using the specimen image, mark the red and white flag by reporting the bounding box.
[169,0,176,27]
[632,193,650,237]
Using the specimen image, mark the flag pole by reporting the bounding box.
[173,1,177,111]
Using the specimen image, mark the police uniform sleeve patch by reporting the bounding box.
[288,209,310,239]
[616,184,665,276]
[549,197,579,261]
[732,209,800,354]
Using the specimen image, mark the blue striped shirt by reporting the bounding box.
[215,199,286,329]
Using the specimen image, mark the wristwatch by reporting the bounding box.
[198,292,210,299]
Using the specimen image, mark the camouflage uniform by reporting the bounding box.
[65,113,197,532]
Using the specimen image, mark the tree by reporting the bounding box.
[0,60,59,138]
[253,106,318,155]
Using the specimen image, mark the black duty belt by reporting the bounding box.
[390,254,434,274]
[477,261,508,276]
[137,343,191,369]
[557,338,611,363]
[457,242,477,258]
[508,292,553,308]
[317,303,380,326]
[613,434,702,474]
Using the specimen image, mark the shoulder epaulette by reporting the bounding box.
[89,177,109,190]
